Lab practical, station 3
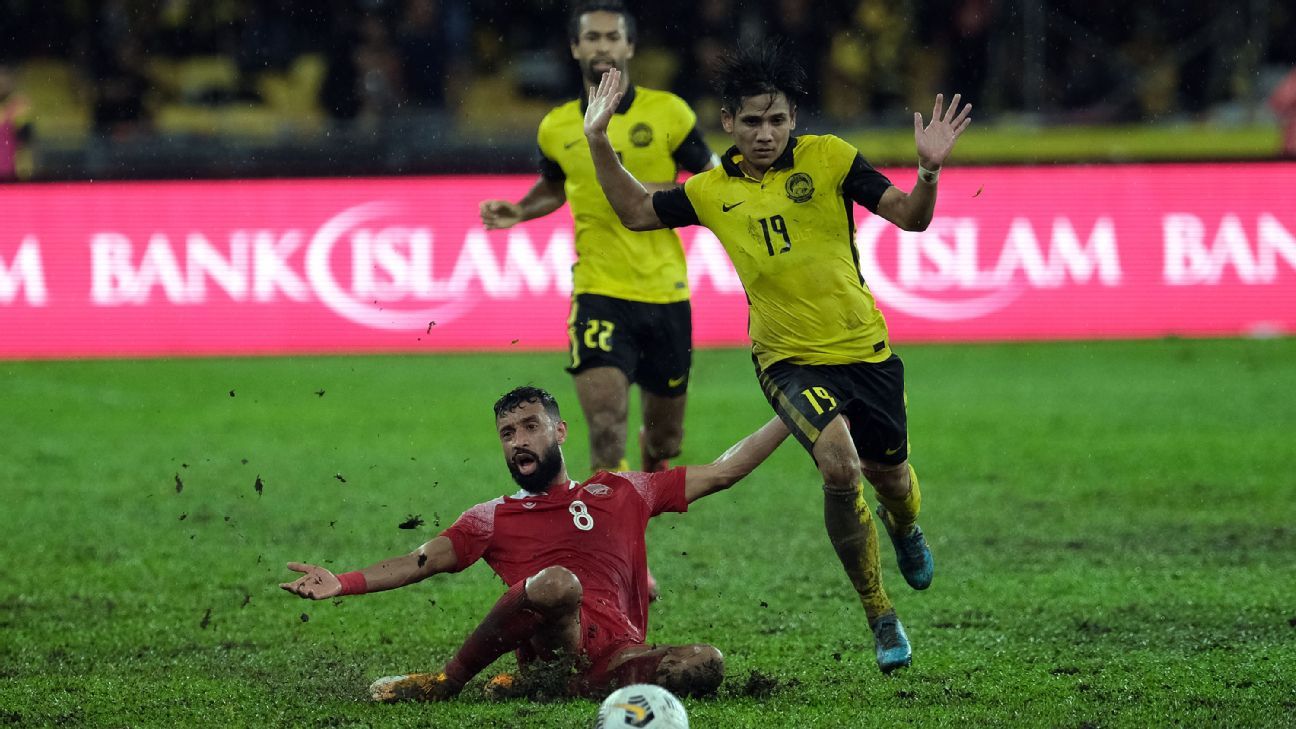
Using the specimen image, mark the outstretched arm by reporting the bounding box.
[279,535,458,600]
[683,416,790,503]
[480,176,567,230]
[583,68,668,232]
[875,93,973,232]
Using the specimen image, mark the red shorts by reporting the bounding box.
[515,604,660,694]
[581,642,663,693]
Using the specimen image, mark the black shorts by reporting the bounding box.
[756,354,909,466]
[565,294,692,397]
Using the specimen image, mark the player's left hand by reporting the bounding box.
[480,199,523,229]
[914,93,973,170]
[583,67,623,139]
[279,562,341,600]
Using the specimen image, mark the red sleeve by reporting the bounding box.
[438,498,500,572]
[625,467,689,516]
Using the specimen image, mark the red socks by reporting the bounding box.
[444,581,543,686]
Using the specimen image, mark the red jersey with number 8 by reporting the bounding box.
[440,467,688,654]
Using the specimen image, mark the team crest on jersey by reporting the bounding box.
[785,172,815,203]
[629,123,653,148]
[583,483,612,497]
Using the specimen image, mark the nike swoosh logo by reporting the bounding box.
[564,139,582,149]
[722,201,745,212]
[667,375,687,388]
[885,443,905,455]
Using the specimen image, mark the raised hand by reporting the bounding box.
[480,199,523,229]
[583,67,624,138]
[913,93,973,169]
[279,562,341,600]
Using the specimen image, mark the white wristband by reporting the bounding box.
[917,164,940,184]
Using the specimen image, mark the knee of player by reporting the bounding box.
[674,644,725,696]
[588,417,624,443]
[863,460,909,495]
[525,566,583,612]
[691,644,724,674]
[645,425,683,456]
[588,406,628,432]
[819,458,862,495]
[814,435,861,488]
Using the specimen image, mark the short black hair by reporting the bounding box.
[493,386,562,422]
[715,41,807,115]
[567,0,637,44]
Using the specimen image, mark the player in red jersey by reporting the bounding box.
[281,386,788,701]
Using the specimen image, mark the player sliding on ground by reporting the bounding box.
[281,386,787,701]
[583,45,972,673]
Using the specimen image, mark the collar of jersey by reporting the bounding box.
[579,84,637,115]
[721,136,799,178]
[510,479,579,500]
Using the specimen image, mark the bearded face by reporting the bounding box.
[496,399,568,494]
[506,439,565,494]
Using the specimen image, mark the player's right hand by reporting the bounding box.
[279,562,341,600]
[583,68,623,138]
[480,200,522,229]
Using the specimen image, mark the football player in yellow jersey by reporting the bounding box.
[479,1,717,486]
[583,45,972,674]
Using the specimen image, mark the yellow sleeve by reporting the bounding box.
[668,94,699,152]
[536,110,561,161]
[682,172,708,209]
[819,134,862,190]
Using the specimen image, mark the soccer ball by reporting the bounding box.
[594,684,689,729]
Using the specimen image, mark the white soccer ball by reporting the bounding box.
[594,684,689,729]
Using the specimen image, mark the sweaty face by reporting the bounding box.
[571,11,634,86]
[497,401,567,494]
[722,93,797,174]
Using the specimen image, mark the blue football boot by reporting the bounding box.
[877,504,934,590]
[870,612,912,673]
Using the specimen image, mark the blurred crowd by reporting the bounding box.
[2,0,1296,178]
[0,0,468,138]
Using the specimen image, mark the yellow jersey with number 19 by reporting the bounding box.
[652,134,896,370]
[538,86,709,304]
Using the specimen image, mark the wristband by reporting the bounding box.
[336,571,368,595]
[917,164,940,184]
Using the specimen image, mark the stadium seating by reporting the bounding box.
[255,54,327,129]
[150,54,325,139]
[457,74,554,135]
[16,58,91,142]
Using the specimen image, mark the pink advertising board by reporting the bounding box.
[1,163,1293,360]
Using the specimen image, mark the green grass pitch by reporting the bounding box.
[2,338,1294,727]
